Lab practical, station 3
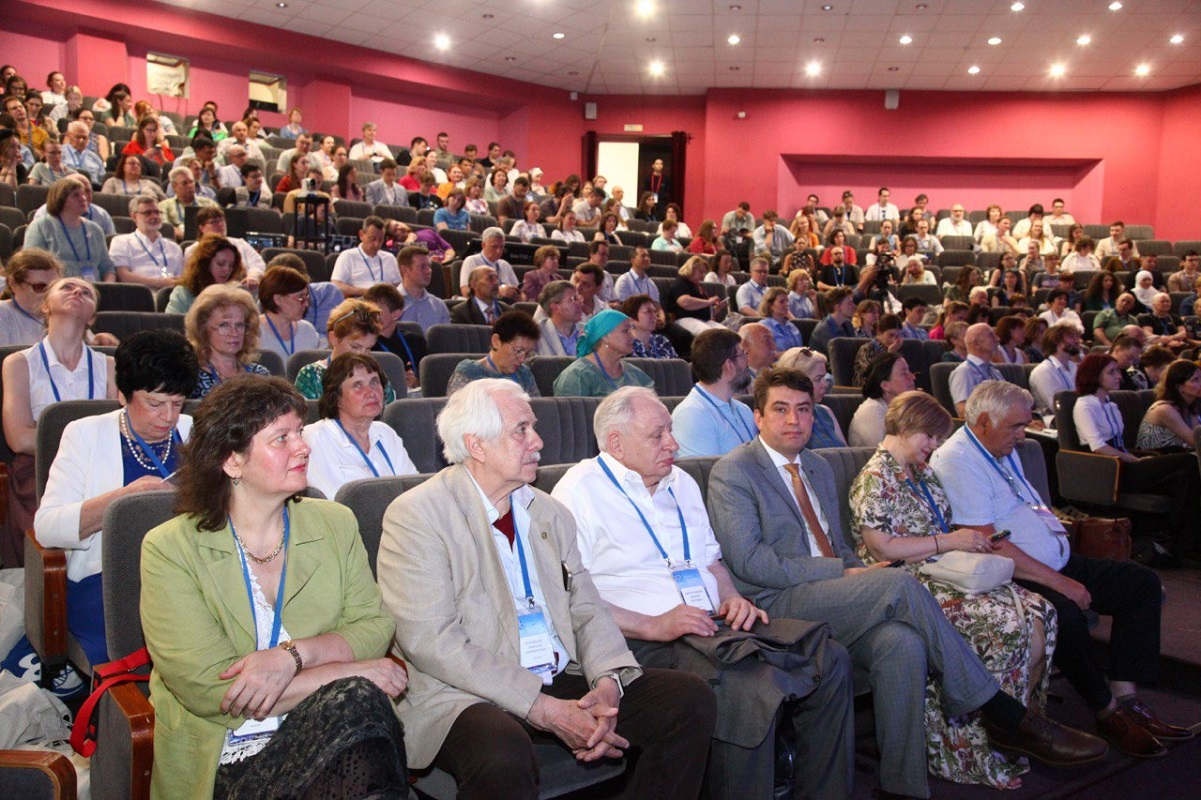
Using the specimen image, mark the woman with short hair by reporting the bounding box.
[621,294,678,359]
[257,266,321,361]
[24,177,114,281]
[101,152,166,199]
[447,310,541,397]
[294,299,397,403]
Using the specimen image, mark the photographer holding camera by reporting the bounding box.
[854,249,902,314]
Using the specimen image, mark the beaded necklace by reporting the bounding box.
[119,409,174,472]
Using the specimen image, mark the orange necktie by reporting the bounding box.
[782,463,837,558]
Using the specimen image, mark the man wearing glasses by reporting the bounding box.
[108,195,184,289]
[60,121,104,185]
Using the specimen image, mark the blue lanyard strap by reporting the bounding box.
[266,316,294,356]
[11,297,39,323]
[333,419,395,477]
[377,334,416,370]
[358,247,381,283]
[970,359,998,380]
[695,386,755,442]
[591,353,620,392]
[57,217,91,263]
[231,507,290,649]
[904,475,949,533]
[38,341,95,403]
[964,426,1042,505]
[597,457,690,565]
[135,232,167,269]
[509,499,536,601]
[1102,400,1126,452]
[123,410,180,478]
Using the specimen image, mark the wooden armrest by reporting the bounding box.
[92,682,155,800]
[1055,450,1121,506]
[24,530,68,667]
[0,749,77,800]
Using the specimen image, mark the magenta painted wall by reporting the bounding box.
[3,0,1200,239]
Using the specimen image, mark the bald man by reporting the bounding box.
[949,323,1003,417]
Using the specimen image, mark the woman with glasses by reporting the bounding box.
[121,114,174,166]
[101,152,166,199]
[621,294,678,359]
[446,310,541,397]
[294,299,397,403]
[185,284,271,399]
[0,249,62,346]
[167,235,246,315]
[27,140,74,186]
[69,107,111,161]
[256,266,320,362]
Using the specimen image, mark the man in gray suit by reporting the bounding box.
[708,368,1107,799]
[379,379,715,799]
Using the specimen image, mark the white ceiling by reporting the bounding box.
[157,0,1201,95]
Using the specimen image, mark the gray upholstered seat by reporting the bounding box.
[417,353,473,398]
[427,323,491,354]
[91,311,185,339]
[625,357,693,396]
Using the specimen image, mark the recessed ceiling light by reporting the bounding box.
[434,33,450,51]
[987,37,1002,45]
[553,33,565,40]
[968,65,981,75]
[899,35,913,45]
[729,3,741,9]
[729,66,741,71]
[813,37,825,44]
[887,66,899,72]
[1135,63,1151,76]
[504,56,516,62]
[636,0,654,18]
[728,34,741,45]
[805,61,822,76]
[481,13,493,19]
[821,4,833,10]
[646,37,656,42]
[1011,2,1024,10]
[916,3,928,9]
[1171,34,1184,44]
[648,60,665,77]
[275,2,286,7]
[1108,1,1122,10]
[1076,34,1091,46]
[1050,63,1066,77]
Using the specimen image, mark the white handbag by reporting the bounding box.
[919,551,1014,594]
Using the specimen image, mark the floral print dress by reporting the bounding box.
[849,447,1057,789]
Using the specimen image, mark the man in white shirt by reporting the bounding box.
[1012,204,1045,239]
[365,159,404,207]
[572,187,605,225]
[1095,222,1140,260]
[184,207,267,286]
[911,219,944,256]
[671,330,757,457]
[275,133,312,174]
[948,323,1003,417]
[735,258,771,316]
[1039,290,1085,333]
[331,216,400,297]
[109,195,184,289]
[216,120,265,169]
[839,191,864,231]
[1028,323,1081,425]
[534,280,583,357]
[864,187,899,223]
[216,144,248,188]
[554,387,853,799]
[614,247,659,302]
[349,123,393,164]
[397,245,449,332]
[1046,198,1076,228]
[803,193,829,227]
[935,205,973,238]
[932,380,1188,759]
[459,227,520,301]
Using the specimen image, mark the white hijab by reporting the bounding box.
[1132,270,1158,308]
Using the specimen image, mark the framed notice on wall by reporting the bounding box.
[147,52,189,98]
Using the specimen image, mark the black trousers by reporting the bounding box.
[1118,452,1200,555]
[1016,553,1161,712]
[433,668,716,800]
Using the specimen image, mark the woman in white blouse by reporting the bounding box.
[551,211,585,244]
[302,352,417,500]
[1071,352,1199,557]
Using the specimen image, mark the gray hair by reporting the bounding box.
[594,386,660,453]
[128,194,158,216]
[481,226,505,244]
[436,378,530,464]
[777,345,827,375]
[964,380,1033,429]
[538,280,574,315]
[168,166,192,185]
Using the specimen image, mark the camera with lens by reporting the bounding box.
[873,253,898,290]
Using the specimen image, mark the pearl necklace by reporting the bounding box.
[119,410,174,472]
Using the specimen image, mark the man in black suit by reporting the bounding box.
[451,265,512,325]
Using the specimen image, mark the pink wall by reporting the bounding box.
[3,0,1200,240]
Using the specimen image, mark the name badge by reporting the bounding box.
[672,565,715,614]
[650,193,659,204]
[518,604,557,685]
[1033,505,1067,534]
[228,714,281,745]
[80,267,96,282]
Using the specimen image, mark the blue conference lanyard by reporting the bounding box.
[333,419,396,477]
[591,353,621,392]
[231,508,290,649]
[1102,401,1127,452]
[123,409,181,477]
[57,217,91,264]
[904,476,950,533]
[135,232,168,270]
[11,297,40,324]
[509,500,536,602]
[695,385,755,442]
[485,354,523,386]
[38,341,95,403]
[597,458,691,566]
[970,359,999,381]
[266,316,295,356]
[964,425,1042,505]
[377,334,416,371]
[358,247,382,283]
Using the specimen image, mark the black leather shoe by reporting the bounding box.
[1119,698,1195,743]
[1096,706,1168,758]
[984,709,1109,768]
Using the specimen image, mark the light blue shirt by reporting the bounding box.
[761,317,804,351]
[900,322,928,340]
[398,285,451,332]
[735,280,767,313]
[671,385,758,458]
[614,270,659,302]
[948,355,1002,408]
[61,143,104,184]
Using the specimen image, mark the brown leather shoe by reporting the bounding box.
[1120,698,1196,742]
[1096,706,1168,758]
[984,709,1109,768]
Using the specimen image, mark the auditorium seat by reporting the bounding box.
[260,247,330,282]
[91,311,184,339]
[896,284,942,307]
[1173,240,1201,256]
[0,751,76,800]
[626,357,693,396]
[530,356,575,397]
[372,204,417,224]
[95,282,155,313]
[427,323,490,354]
[417,353,472,397]
[333,199,371,219]
[15,185,49,216]
[826,337,862,388]
[820,394,867,441]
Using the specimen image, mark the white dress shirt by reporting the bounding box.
[758,439,837,558]
[1028,354,1078,422]
[331,247,401,288]
[302,419,417,500]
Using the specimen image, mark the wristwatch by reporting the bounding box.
[279,639,303,674]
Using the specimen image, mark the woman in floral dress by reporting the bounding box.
[849,390,1057,790]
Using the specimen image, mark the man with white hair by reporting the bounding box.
[159,166,219,240]
[60,121,104,185]
[935,204,973,238]
[672,329,758,458]
[932,381,1190,759]
[216,143,248,188]
[378,379,717,798]
[460,227,520,301]
[108,195,184,289]
[216,120,265,168]
[739,322,779,379]
[949,322,1003,417]
[553,386,853,798]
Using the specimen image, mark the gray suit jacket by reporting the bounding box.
[377,463,641,768]
[707,439,862,607]
[365,179,403,207]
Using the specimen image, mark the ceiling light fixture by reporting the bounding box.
[805,61,822,76]
[553,33,565,39]
[728,34,741,45]
[916,3,928,9]
[729,3,741,9]
[1109,1,1122,10]
[729,66,740,71]
[968,65,981,75]
[1135,63,1150,76]
[482,13,493,19]
[636,0,654,18]
[821,4,833,11]
[434,34,451,51]
[1076,34,1091,45]
[1171,34,1184,44]
[1010,2,1024,10]
[899,35,913,45]
[887,66,899,72]
[276,2,286,7]
[646,37,656,42]
[504,56,516,62]
[1050,63,1066,77]
[648,60,665,77]
[988,37,1002,45]
[813,37,825,44]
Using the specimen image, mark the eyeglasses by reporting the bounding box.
[209,322,247,334]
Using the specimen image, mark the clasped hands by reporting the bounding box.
[528,678,626,762]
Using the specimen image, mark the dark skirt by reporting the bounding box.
[214,676,407,800]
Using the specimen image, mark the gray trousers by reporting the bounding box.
[760,568,999,799]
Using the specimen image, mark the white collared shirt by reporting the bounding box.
[108,231,185,279]
[552,453,722,617]
[301,419,417,500]
[758,440,835,559]
[24,339,109,421]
